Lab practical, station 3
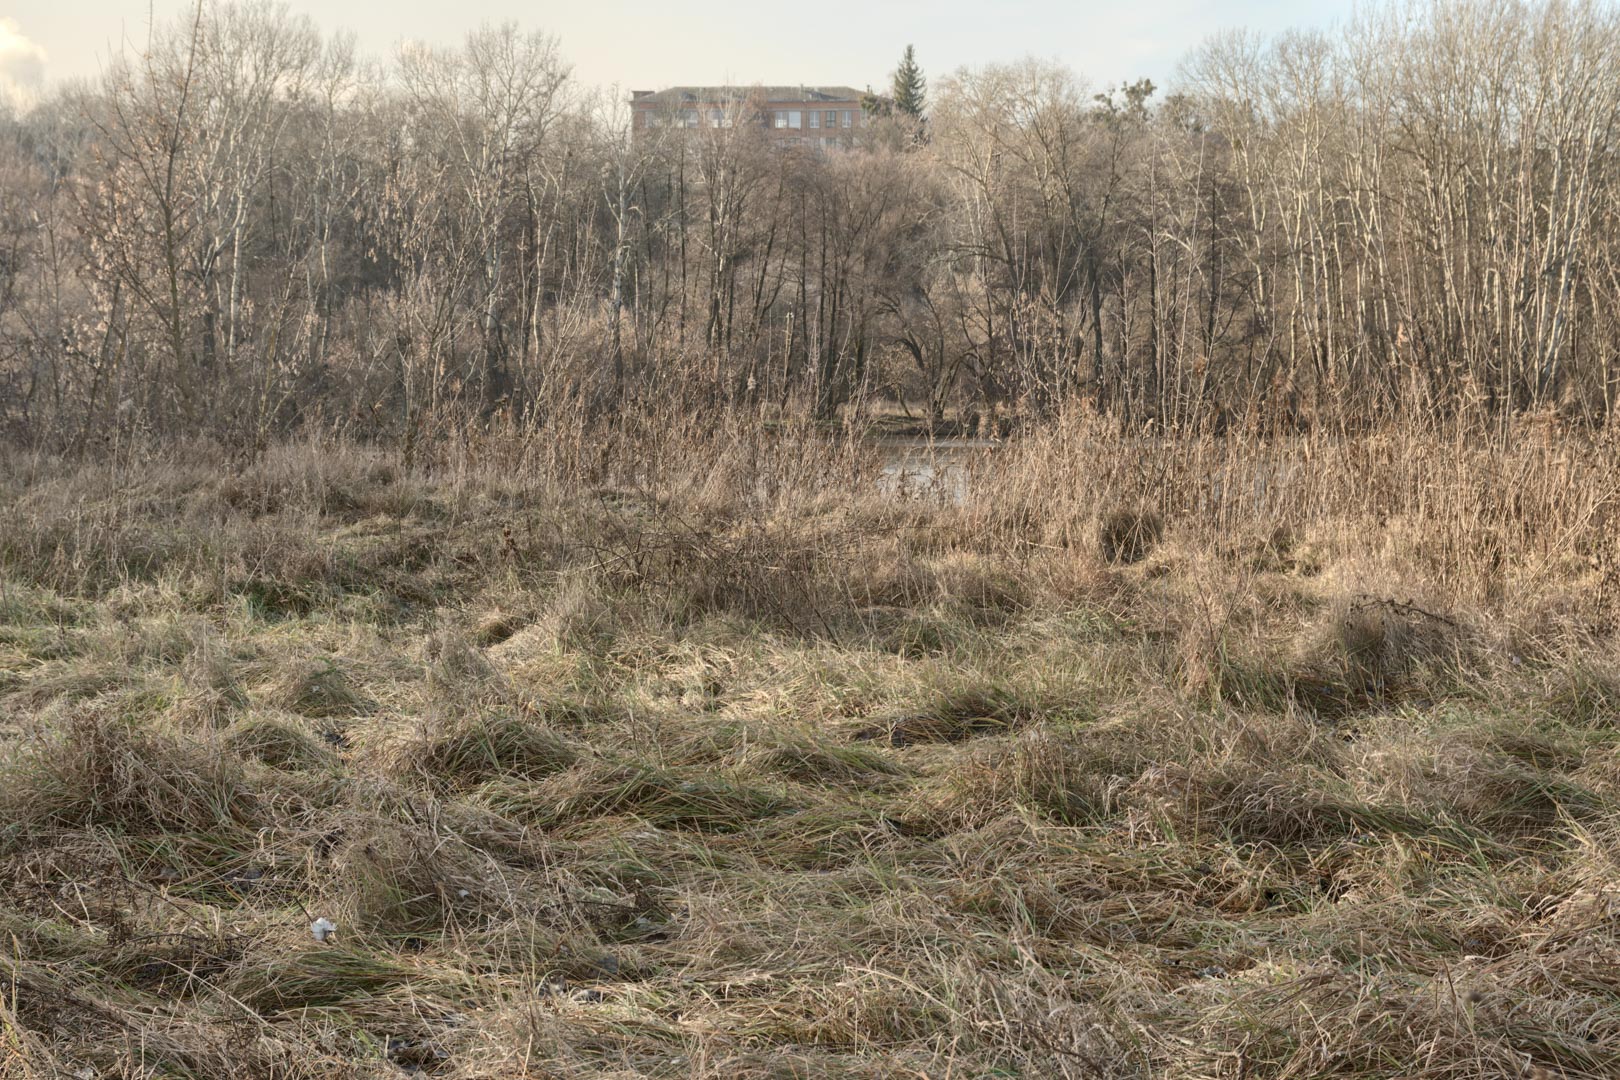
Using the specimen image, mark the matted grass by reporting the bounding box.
[2,429,1619,1077]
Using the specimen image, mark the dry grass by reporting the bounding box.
[1098,505,1165,566]
[2,419,1619,1077]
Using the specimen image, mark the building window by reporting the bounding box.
[774,111,788,128]
[789,110,802,128]
[809,110,820,129]
[681,110,699,128]
[827,110,840,128]
[709,109,724,127]
[645,112,661,128]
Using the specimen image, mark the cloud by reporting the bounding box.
[0,17,46,109]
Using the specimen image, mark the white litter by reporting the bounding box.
[310,917,337,943]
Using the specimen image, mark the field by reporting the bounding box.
[2,417,1620,1078]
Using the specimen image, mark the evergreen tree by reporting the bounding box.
[891,45,926,119]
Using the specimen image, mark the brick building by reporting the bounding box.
[631,86,867,149]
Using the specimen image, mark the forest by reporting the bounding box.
[5,0,1620,448]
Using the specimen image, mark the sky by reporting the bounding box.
[4,1,1361,107]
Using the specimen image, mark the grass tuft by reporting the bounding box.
[269,658,369,718]
[397,712,578,790]
[0,711,260,832]
[223,711,341,771]
[1098,505,1164,565]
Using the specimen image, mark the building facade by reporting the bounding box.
[631,86,867,150]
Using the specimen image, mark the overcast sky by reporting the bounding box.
[6,1,1361,106]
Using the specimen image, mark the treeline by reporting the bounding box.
[3,0,1620,449]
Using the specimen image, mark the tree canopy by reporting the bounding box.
[891,45,927,119]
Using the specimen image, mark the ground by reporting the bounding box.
[1,427,1618,1078]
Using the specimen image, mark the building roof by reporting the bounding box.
[634,85,866,106]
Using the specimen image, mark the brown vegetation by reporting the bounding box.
[2,418,1619,1077]
[4,1,1620,1073]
